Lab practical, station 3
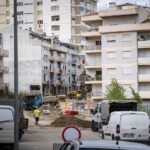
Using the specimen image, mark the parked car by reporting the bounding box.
[59,139,150,150]
[0,105,15,149]
[101,111,150,142]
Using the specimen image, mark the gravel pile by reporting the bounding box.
[51,115,91,128]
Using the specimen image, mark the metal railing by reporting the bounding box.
[85,45,101,51]
[0,49,9,57]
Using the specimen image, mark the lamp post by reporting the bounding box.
[14,0,19,149]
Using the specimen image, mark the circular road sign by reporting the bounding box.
[62,125,81,142]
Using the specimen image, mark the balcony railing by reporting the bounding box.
[0,65,9,73]
[85,45,101,51]
[0,83,9,90]
[0,49,9,57]
[82,27,99,33]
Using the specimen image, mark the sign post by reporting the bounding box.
[14,0,19,149]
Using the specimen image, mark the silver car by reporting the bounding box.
[59,140,150,150]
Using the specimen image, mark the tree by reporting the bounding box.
[130,87,142,104]
[105,78,126,100]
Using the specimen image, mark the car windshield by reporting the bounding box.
[25,96,36,102]
[80,148,125,150]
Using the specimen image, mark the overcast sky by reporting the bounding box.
[97,0,150,10]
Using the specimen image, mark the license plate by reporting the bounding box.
[123,133,135,138]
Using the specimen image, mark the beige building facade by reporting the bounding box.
[82,3,150,104]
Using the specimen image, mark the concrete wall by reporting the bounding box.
[1,26,43,93]
[102,32,138,98]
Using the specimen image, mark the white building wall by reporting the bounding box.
[1,26,43,93]
[102,32,138,98]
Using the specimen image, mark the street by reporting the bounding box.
[18,110,98,150]
[20,125,99,150]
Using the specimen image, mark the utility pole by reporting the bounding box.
[14,0,19,149]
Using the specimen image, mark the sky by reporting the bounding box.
[97,0,150,10]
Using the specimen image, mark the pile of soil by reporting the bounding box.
[51,115,91,128]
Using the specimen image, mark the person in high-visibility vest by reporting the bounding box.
[33,107,41,125]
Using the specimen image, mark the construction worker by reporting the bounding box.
[33,106,41,125]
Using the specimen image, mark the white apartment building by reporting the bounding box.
[82,3,150,104]
[0,33,9,90]
[0,0,97,44]
[0,25,81,95]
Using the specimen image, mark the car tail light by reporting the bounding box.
[116,124,120,134]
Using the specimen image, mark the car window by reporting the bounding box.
[0,108,13,121]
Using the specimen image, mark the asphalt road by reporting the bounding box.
[19,125,99,150]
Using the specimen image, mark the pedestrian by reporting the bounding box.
[33,106,41,125]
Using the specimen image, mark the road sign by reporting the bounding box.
[61,125,81,142]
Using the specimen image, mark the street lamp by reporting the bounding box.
[14,0,19,149]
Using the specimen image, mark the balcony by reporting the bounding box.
[138,40,150,49]
[71,60,76,64]
[85,76,102,85]
[82,12,102,23]
[0,83,8,90]
[71,69,76,74]
[99,7,138,18]
[138,35,150,49]
[84,45,101,54]
[91,92,103,100]
[84,65,102,70]
[138,58,150,66]
[81,27,100,38]
[0,65,9,73]
[55,56,66,63]
[42,68,49,74]
[49,68,55,73]
[99,23,150,34]
[138,74,150,82]
[0,49,9,57]
[71,80,77,85]
[139,91,150,99]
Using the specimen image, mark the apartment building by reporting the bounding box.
[0,25,81,95]
[0,33,9,90]
[82,3,150,104]
[81,13,102,101]
[0,0,97,44]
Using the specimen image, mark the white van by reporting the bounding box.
[0,105,14,149]
[102,111,150,141]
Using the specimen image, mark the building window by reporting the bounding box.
[51,5,59,11]
[17,11,23,15]
[6,0,9,7]
[107,52,116,59]
[51,16,59,21]
[107,68,116,75]
[17,20,23,24]
[38,20,43,24]
[95,41,101,45]
[37,1,42,5]
[122,51,131,58]
[122,67,132,75]
[51,0,58,1]
[52,25,60,31]
[122,34,131,42]
[30,85,40,90]
[107,35,116,43]
[17,2,23,6]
